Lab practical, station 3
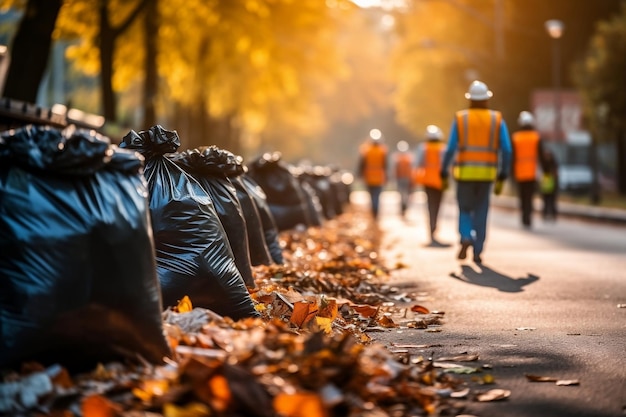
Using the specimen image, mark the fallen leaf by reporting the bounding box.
[290,301,318,328]
[273,391,328,417]
[163,402,211,417]
[525,374,557,382]
[411,305,430,314]
[556,379,580,386]
[175,296,193,313]
[476,388,511,402]
[81,395,120,417]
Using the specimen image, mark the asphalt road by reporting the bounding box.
[360,190,626,417]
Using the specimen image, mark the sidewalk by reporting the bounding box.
[492,193,626,225]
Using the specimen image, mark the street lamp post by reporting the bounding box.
[545,19,565,142]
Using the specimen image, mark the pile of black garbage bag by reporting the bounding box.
[0,124,351,370]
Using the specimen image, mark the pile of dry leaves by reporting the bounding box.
[1,205,473,417]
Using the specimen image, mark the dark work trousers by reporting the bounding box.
[542,192,558,220]
[424,186,443,237]
[367,185,383,219]
[517,180,536,227]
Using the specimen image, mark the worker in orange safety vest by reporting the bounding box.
[414,125,447,243]
[512,110,545,228]
[357,131,388,219]
[440,80,512,264]
[393,140,414,218]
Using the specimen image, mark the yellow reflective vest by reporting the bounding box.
[512,130,540,182]
[454,109,501,181]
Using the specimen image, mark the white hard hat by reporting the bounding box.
[465,80,493,101]
[425,124,443,140]
[397,140,409,152]
[518,110,535,127]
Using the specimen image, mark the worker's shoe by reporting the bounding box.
[457,240,472,260]
[473,254,482,264]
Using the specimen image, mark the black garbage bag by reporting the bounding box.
[239,174,284,265]
[169,146,256,288]
[300,166,338,220]
[298,175,324,227]
[119,126,258,320]
[247,152,317,231]
[228,175,274,266]
[0,125,170,370]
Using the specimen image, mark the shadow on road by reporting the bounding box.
[423,239,452,248]
[450,264,540,292]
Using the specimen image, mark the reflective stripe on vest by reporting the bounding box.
[395,152,413,179]
[423,141,444,189]
[454,109,501,181]
[512,130,540,181]
[362,144,387,186]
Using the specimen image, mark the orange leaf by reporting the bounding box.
[318,298,338,320]
[411,305,430,314]
[273,392,329,417]
[351,304,378,318]
[81,395,119,417]
[176,295,193,313]
[208,374,231,412]
[291,301,318,328]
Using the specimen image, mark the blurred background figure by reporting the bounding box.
[540,148,559,221]
[414,125,447,243]
[512,110,545,229]
[357,129,388,219]
[393,140,414,218]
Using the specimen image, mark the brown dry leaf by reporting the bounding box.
[318,297,338,320]
[290,301,318,328]
[411,304,430,314]
[476,388,511,402]
[273,391,329,417]
[350,303,378,318]
[377,315,397,328]
[81,394,120,417]
[525,374,558,382]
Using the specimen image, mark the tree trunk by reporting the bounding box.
[99,1,116,121]
[618,127,626,195]
[2,0,62,102]
[142,0,158,128]
[98,0,147,122]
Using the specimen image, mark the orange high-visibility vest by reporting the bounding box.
[395,152,413,180]
[454,109,501,181]
[422,141,445,189]
[360,143,387,186]
[512,130,540,181]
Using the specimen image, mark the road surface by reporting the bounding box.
[359,190,626,417]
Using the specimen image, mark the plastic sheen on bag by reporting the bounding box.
[247,152,315,231]
[0,125,170,369]
[229,175,274,266]
[239,174,284,265]
[119,125,258,320]
[169,146,256,288]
